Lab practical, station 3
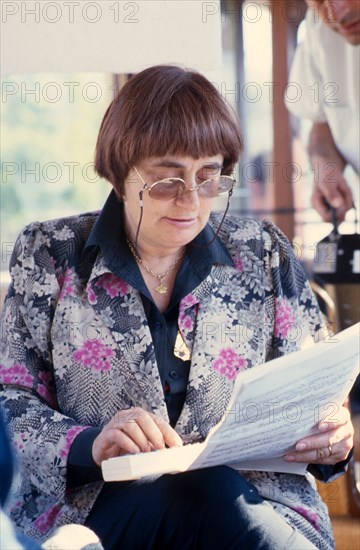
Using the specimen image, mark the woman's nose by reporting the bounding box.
[184,173,201,191]
[175,180,201,207]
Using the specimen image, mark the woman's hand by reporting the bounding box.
[92,407,183,466]
[283,406,354,465]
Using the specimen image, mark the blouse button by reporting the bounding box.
[169,370,178,379]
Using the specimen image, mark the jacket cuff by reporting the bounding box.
[307,448,353,483]
[67,427,103,487]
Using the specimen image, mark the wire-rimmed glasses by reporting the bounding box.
[134,167,236,200]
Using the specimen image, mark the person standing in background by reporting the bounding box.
[285,0,359,222]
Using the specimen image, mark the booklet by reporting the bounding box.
[102,323,359,481]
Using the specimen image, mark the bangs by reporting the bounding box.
[95,66,243,195]
[132,98,240,168]
[123,81,242,175]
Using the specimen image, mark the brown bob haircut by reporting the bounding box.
[95,65,243,197]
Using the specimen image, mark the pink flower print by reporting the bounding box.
[34,504,61,534]
[179,309,194,332]
[294,507,320,531]
[274,298,297,339]
[234,255,244,272]
[179,294,198,333]
[38,370,52,386]
[57,271,64,287]
[13,432,28,452]
[0,363,34,386]
[96,274,129,298]
[37,371,58,407]
[59,268,76,299]
[86,283,98,305]
[182,316,193,330]
[49,256,57,268]
[60,425,87,459]
[212,348,248,381]
[37,384,52,402]
[73,339,115,372]
[180,294,198,315]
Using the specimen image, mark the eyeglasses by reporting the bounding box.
[134,167,236,200]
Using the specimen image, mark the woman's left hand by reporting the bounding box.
[283,405,354,465]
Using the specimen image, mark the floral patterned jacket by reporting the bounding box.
[0,209,334,547]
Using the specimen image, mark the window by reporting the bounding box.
[1,73,112,272]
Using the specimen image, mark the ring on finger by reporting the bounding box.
[317,448,325,460]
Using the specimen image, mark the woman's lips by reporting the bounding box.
[164,217,197,228]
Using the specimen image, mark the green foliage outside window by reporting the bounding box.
[1,73,112,271]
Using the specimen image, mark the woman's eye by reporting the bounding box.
[197,170,220,181]
[154,173,177,182]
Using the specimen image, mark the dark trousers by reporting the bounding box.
[85,466,315,550]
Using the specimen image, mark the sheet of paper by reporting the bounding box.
[189,323,359,471]
[102,323,359,480]
[227,458,307,475]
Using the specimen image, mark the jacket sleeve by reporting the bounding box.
[0,222,90,500]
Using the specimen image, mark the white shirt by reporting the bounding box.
[285,10,360,174]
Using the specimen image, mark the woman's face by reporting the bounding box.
[123,155,224,252]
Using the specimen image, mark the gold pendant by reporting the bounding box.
[154,282,168,294]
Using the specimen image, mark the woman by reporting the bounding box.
[0,65,354,549]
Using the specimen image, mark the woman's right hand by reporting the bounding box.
[92,407,183,466]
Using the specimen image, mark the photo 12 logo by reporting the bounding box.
[1,2,140,24]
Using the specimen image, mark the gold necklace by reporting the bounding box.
[126,239,185,294]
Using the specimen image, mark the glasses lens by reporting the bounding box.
[148,178,184,200]
[148,176,235,200]
[198,176,235,198]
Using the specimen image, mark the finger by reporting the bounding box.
[117,417,157,452]
[316,171,346,209]
[119,410,183,450]
[337,178,354,211]
[318,406,351,432]
[94,414,168,465]
[92,429,141,466]
[150,414,183,448]
[105,428,143,454]
[284,447,334,464]
[316,175,352,220]
[109,408,182,450]
[126,411,167,451]
[284,431,353,464]
[311,188,333,222]
[108,407,165,451]
[296,421,353,452]
[284,434,353,464]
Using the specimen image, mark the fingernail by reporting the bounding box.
[296,442,307,451]
[284,454,295,461]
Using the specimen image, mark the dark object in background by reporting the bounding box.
[312,210,360,415]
